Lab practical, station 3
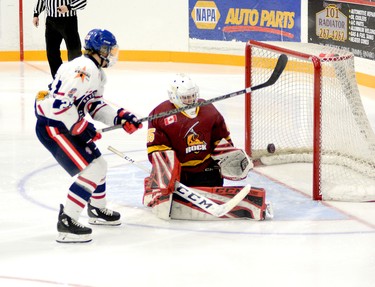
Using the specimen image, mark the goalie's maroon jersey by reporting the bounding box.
[147,99,232,173]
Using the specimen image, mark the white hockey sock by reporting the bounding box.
[90,182,107,208]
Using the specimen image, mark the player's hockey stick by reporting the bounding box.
[107,146,251,217]
[99,53,288,133]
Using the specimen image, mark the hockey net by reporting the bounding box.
[245,40,375,201]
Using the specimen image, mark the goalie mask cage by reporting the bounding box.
[245,40,375,201]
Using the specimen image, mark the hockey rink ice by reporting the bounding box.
[1,60,375,287]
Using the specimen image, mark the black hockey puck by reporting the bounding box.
[267,143,275,153]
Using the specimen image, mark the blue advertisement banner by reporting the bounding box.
[189,0,301,42]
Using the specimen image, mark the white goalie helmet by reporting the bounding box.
[168,73,199,108]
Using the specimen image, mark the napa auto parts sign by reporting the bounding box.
[189,0,301,42]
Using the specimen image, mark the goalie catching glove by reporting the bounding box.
[211,139,253,181]
[115,108,143,134]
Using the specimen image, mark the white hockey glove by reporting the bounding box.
[211,139,253,181]
[213,149,253,180]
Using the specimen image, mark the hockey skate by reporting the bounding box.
[56,204,92,243]
[87,203,121,226]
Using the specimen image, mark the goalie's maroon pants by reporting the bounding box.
[180,164,223,187]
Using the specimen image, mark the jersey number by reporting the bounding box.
[52,98,72,110]
[147,128,156,143]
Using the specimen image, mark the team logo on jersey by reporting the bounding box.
[74,66,91,82]
[185,127,207,154]
[67,88,77,99]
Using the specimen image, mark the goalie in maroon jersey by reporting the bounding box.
[144,73,273,220]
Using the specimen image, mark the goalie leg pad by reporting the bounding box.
[171,186,268,221]
[143,150,181,205]
[202,186,267,220]
[170,201,222,221]
[149,150,181,195]
[142,150,181,220]
[143,180,173,220]
[150,191,173,220]
[143,176,153,206]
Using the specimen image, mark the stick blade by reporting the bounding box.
[215,184,251,217]
[252,53,288,91]
[268,53,288,85]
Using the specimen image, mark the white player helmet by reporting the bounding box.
[168,73,199,108]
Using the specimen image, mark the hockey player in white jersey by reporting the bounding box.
[35,29,143,243]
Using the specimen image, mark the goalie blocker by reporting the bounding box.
[143,150,271,220]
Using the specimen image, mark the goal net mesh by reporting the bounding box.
[245,41,375,201]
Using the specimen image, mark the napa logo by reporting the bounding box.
[191,1,220,29]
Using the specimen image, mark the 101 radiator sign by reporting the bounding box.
[308,0,375,60]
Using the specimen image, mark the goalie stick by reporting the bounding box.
[107,146,251,217]
[98,53,288,133]
[174,183,251,217]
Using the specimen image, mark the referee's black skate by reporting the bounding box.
[56,204,92,243]
[87,203,121,226]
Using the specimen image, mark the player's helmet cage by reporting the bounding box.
[168,73,200,108]
[84,29,119,68]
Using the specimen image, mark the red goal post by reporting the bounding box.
[244,40,375,201]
